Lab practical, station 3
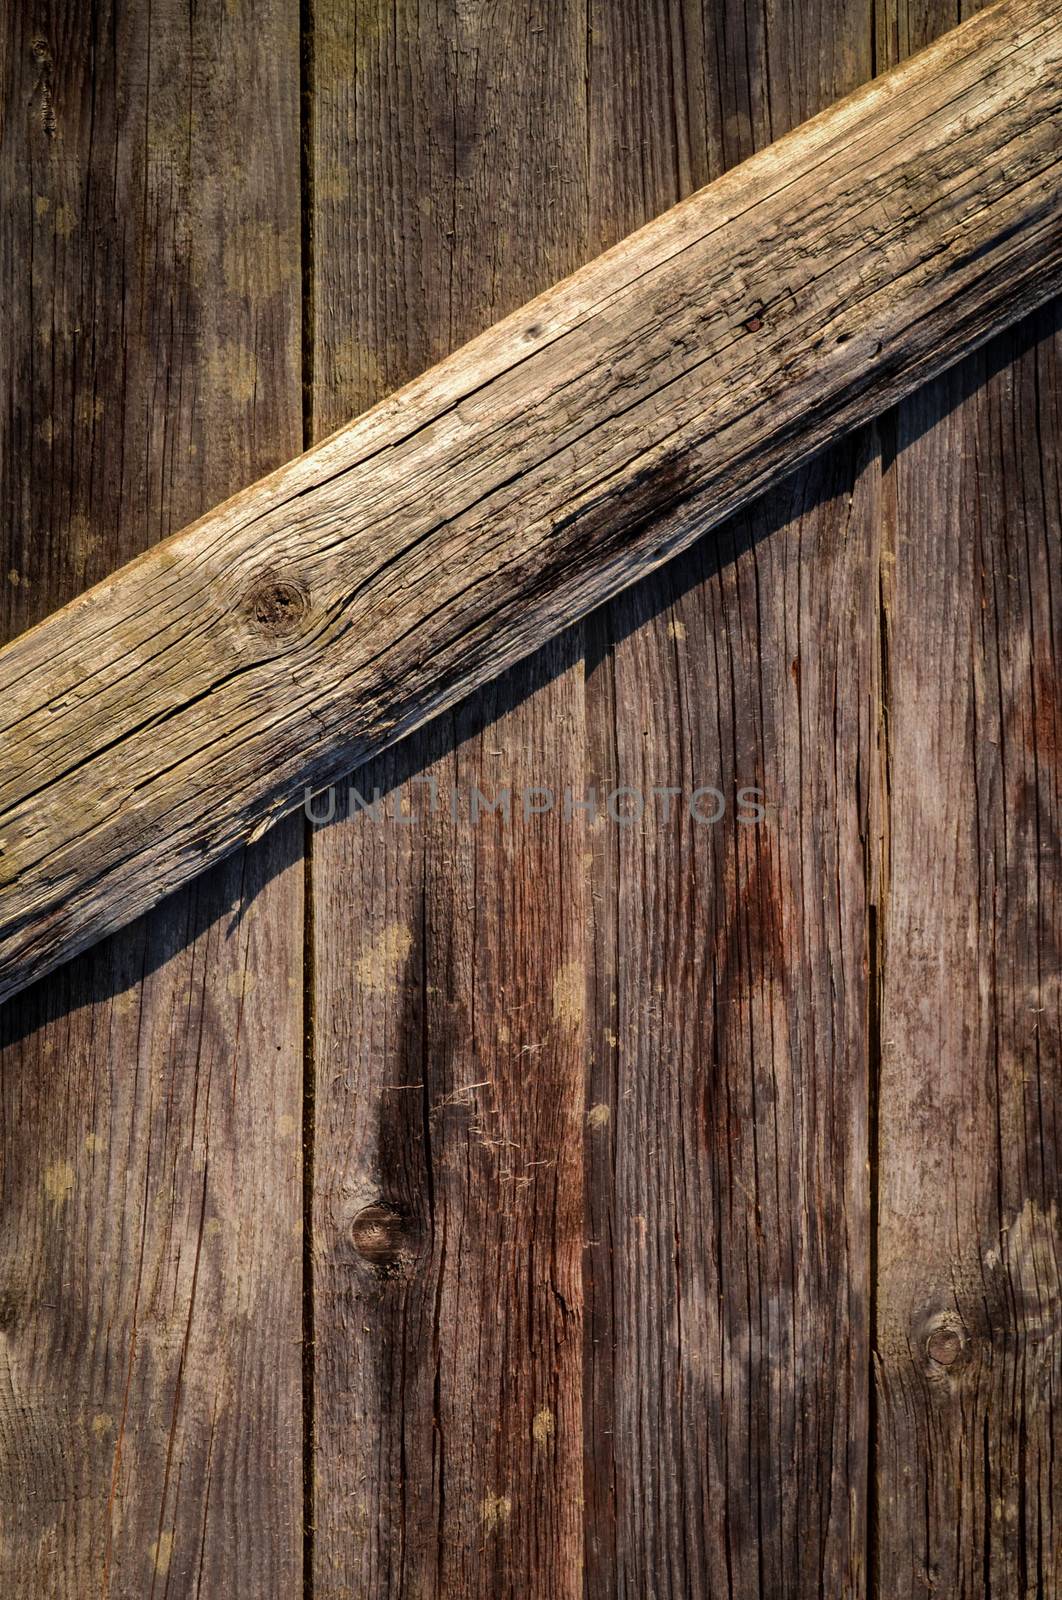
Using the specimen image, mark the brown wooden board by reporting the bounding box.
[874,8,1061,1593]
[307,6,591,1593]
[875,295,1061,1600]
[581,3,876,1592]
[0,1,304,1593]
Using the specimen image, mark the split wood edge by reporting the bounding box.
[0,0,1060,1005]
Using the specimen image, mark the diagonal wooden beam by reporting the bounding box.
[0,0,1059,1006]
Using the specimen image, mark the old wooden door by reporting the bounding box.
[1,1,1057,1596]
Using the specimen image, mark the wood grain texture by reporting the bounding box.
[311,2,878,1595]
[0,2,1057,1594]
[581,3,875,1592]
[0,1,304,1593]
[874,304,1061,1597]
[2,0,1061,1005]
[873,7,1061,1585]
[582,458,879,1600]
[308,6,590,1594]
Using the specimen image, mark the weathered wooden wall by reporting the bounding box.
[1,2,1057,1598]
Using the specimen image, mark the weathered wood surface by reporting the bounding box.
[1,0,1058,1595]
[0,1,304,1594]
[873,11,1061,1590]
[2,0,1061,1006]
[580,5,879,1591]
[309,1,875,1597]
[875,298,1061,1600]
[307,8,591,1595]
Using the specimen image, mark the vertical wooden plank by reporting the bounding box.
[584,451,879,1600]
[872,4,1059,1593]
[875,306,1061,1598]
[582,3,876,1592]
[309,5,590,1595]
[0,2,304,1593]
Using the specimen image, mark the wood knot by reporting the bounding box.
[921,1312,972,1376]
[244,576,310,637]
[351,1203,420,1274]
[927,1327,963,1366]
